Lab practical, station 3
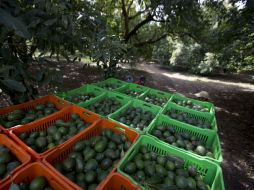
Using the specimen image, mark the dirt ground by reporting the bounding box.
[1,61,254,190]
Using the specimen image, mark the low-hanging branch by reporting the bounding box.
[124,13,153,42]
[133,33,168,47]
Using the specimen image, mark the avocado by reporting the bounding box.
[29,176,47,190]
[0,164,6,177]
[75,157,84,172]
[7,161,20,172]
[155,164,167,176]
[175,175,188,189]
[135,159,144,170]
[136,170,146,181]
[84,149,96,161]
[94,139,107,153]
[35,137,47,149]
[87,184,97,190]
[85,171,97,183]
[0,153,11,164]
[97,170,108,182]
[124,162,136,174]
[74,141,86,152]
[101,158,112,170]
[84,159,98,171]
[63,158,76,172]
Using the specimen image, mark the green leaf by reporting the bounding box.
[0,79,26,92]
[0,8,31,39]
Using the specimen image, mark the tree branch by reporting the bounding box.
[121,0,129,39]
[129,9,148,20]
[133,33,168,47]
[124,13,153,42]
[127,0,134,14]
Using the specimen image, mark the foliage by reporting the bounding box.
[0,0,104,104]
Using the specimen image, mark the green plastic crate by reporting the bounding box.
[147,114,222,164]
[170,94,215,114]
[162,102,217,131]
[109,99,161,134]
[139,88,172,107]
[114,83,149,98]
[118,135,225,190]
[93,78,128,91]
[79,91,131,117]
[56,84,105,105]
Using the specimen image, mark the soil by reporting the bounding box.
[1,60,254,190]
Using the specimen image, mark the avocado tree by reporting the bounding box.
[0,0,104,104]
[94,0,254,73]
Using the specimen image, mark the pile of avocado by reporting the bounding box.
[13,176,52,190]
[165,109,211,129]
[19,113,90,153]
[65,93,96,104]
[151,124,214,157]
[0,103,58,128]
[143,94,168,107]
[0,145,21,179]
[123,89,142,97]
[116,107,155,131]
[54,128,131,190]
[173,99,209,112]
[86,97,122,116]
[99,83,120,90]
[123,145,210,190]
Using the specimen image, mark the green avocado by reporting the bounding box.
[29,176,47,190]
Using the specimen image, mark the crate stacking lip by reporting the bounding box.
[114,83,150,98]
[99,172,142,190]
[162,102,217,131]
[56,84,106,105]
[0,134,31,186]
[0,162,73,190]
[43,118,140,190]
[170,94,215,114]
[139,88,173,108]
[147,114,222,164]
[118,135,225,190]
[0,95,71,133]
[93,78,128,91]
[109,99,161,134]
[79,91,132,118]
[9,106,100,161]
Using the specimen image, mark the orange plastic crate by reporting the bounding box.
[0,95,71,133]
[99,173,141,190]
[43,118,140,190]
[0,134,31,186]
[0,162,73,190]
[10,106,100,161]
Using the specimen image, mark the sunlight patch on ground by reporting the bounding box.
[162,72,254,90]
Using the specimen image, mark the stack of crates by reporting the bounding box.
[0,78,224,190]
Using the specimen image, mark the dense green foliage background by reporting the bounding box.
[0,0,253,103]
